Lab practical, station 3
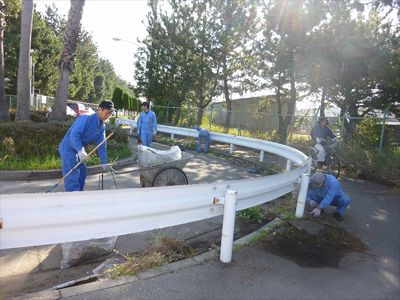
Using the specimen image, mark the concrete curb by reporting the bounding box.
[10,218,284,300]
[0,165,106,181]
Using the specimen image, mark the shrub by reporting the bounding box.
[0,121,129,159]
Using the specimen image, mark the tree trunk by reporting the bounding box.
[278,45,297,145]
[50,0,85,121]
[196,89,204,126]
[320,84,326,117]
[173,106,181,126]
[15,0,34,121]
[223,55,231,128]
[0,0,10,121]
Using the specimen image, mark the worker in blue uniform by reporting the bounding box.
[192,126,211,154]
[310,116,337,167]
[307,172,350,221]
[59,100,115,192]
[137,102,157,147]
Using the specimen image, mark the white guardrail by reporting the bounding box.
[0,119,311,262]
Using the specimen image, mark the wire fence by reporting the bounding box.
[6,94,399,154]
[151,104,400,155]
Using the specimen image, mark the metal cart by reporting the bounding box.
[110,152,193,188]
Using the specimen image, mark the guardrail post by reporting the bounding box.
[218,190,237,263]
[286,159,292,172]
[171,133,174,140]
[295,174,310,218]
[230,144,234,154]
[260,150,264,162]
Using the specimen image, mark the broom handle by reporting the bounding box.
[46,132,114,193]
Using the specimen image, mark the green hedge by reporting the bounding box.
[0,121,128,158]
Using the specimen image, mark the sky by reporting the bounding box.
[34,0,319,109]
[35,0,151,86]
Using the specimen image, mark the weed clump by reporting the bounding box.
[108,236,194,278]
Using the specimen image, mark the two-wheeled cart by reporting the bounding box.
[110,152,193,188]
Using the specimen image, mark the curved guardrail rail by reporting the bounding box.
[0,120,311,250]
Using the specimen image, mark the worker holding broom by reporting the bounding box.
[59,100,115,192]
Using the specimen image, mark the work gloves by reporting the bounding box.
[316,137,322,144]
[78,149,88,163]
[153,130,157,135]
[309,200,319,208]
[332,137,338,143]
[102,164,108,173]
[309,208,322,218]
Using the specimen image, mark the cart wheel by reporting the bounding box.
[152,167,188,187]
[140,174,151,187]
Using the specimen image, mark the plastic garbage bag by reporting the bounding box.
[60,236,117,269]
[92,252,128,278]
[138,145,182,166]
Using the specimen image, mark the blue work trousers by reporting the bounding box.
[198,133,210,153]
[141,130,153,147]
[61,150,87,192]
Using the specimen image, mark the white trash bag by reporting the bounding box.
[60,236,117,269]
[138,145,182,166]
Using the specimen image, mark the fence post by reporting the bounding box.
[186,103,189,127]
[166,99,172,124]
[270,104,277,141]
[209,103,214,131]
[339,104,350,151]
[238,102,245,136]
[378,102,393,157]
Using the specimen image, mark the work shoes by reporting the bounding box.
[334,212,344,221]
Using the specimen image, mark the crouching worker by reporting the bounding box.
[307,172,350,221]
[59,100,115,192]
[192,126,211,154]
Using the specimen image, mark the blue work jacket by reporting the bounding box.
[306,174,345,209]
[137,110,157,133]
[59,112,108,164]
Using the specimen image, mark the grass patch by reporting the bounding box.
[0,143,132,170]
[236,206,266,223]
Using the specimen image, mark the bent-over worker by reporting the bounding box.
[307,172,350,221]
[192,126,211,154]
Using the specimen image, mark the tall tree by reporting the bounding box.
[214,0,258,127]
[255,0,326,144]
[15,0,34,121]
[0,0,9,121]
[50,0,85,121]
[111,86,123,117]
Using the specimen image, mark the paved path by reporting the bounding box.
[62,176,400,300]
[1,140,399,300]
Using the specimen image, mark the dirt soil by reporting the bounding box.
[259,221,368,268]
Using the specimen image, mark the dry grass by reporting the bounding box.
[108,236,194,278]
